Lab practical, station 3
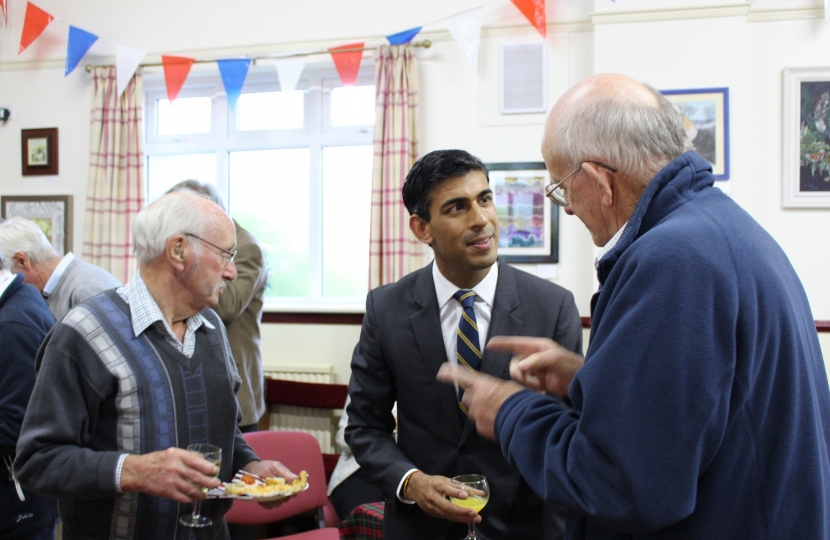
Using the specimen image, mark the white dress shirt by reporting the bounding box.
[42,252,75,297]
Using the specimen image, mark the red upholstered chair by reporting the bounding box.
[224,430,340,539]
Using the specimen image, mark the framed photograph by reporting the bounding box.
[783,67,830,208]
[21,128,59,176]
[661,88,729,180]
[486,162,558,263]
[0,195,72,255]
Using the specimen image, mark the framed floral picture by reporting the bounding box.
[783,67,830,208]
[661,88,729,180]
[21,128,59,176]
[0,195,72,255]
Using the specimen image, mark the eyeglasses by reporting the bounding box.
[184,233,237,266]
[544,160,618,206]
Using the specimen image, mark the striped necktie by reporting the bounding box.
[453,289,481,415]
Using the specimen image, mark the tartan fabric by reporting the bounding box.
[369,45,423,290]
[453,290,481,414]
[83,67,145,284]
[339,501,385,540]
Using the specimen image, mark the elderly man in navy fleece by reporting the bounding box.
[440,73,830,540]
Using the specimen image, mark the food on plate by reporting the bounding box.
[223,470,308,498]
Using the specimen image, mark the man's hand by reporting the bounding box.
[488,336,584,397]
[436,365,524,441]
[243,460,298,509]
[405,471,481,524]
[120,447,220,503]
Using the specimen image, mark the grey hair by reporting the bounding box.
[132,190,209,265]
[0,216,58,264]
[167,180,225,211]
[553,83,695,185]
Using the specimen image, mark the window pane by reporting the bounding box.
[330,86,375,126]
[229,148,310,298]
[237,91,304,131]
[157,97,212,135]
[322,145,373,297]
[147,153,217,203]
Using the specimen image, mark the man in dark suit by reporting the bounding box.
[346,149,582,540]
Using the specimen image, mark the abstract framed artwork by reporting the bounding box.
[21,128,59,176]
[661,88,730,180]
[0,195,72,255]
[486,162,558,263]
[783,67,830,208]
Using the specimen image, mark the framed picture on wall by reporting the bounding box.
[21,128,59,176]
[0,195,72,255]
[783,67,830,208]
[661,88,730,180]
[486,162,558,263]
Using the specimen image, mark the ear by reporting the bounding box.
[409,214,433,246]
[166,235,187,269]
[12,252,31,270]
[584,162,615,207]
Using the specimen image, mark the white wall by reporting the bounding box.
[1,0,828,382]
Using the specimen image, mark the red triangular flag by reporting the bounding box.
[329,42,364,87]
[161,55,195,103]
[1,0,8,28]
[19,2,55,54]
[511,0,546,38]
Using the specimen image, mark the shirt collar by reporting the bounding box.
[116,271,214,339]
[0,269,15,299]
[432,259,499,310]
[43,252,75,296]
[595,221,628,270]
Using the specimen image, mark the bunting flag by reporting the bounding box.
[217,58,252,112]
[1,0,7,28]
[274,57,306,93]
[19,2,54,54]
[386,26,422,45]
[116,44,146,96]
[65,26,99,76]
[329,42,364,86]
[511,0,546,38]
[445,7,482,67]
[161,55,196,103]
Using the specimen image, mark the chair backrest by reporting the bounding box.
[225,430,330,526]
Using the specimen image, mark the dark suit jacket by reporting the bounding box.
[346,260,582,540]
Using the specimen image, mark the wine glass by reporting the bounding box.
[179,443,222,528]
[450,474,490,540]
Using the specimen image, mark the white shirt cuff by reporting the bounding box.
[396,468,419,504]
[115,453,129,494]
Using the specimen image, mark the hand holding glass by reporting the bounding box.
[179,443,222,528]
[450,474,489,539]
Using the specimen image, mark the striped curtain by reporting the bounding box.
[368,45,423,290]
[83,67,145,284]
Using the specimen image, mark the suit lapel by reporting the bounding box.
[409,263,465,435]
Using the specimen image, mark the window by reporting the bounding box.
[144,66,376,308]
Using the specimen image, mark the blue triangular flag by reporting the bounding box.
[386,26,422,45]
[65,26,99,76]
[217,58,252,113]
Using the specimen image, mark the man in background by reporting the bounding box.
[167,180,269,433]
[440,73,830,539]
[0,216,121,321]
[346,149,583,540]
[15,191,293,540]
[0,244,57,540]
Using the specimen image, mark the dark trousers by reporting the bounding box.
[331,468,385,521]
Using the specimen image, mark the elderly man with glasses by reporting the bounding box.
[439,73,830,539]
[15,191,295,540]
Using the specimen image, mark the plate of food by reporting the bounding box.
[207,470,309,502]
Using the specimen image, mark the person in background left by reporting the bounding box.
[167,180,268,433]
[0,216,121,321]
[0,242,57,539]
[14,191,295,540]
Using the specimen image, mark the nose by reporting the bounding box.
[223,261,238,281]
[469,202,489,228]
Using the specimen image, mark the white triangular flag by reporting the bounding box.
[116,43,146,96]
[444,7,483,68]
[274,57,306,93]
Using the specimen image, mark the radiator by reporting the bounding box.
[263,364,339,453]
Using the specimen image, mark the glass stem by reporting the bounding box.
[467,523,476,539]
[191,499,201,521]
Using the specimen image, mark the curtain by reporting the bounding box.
[368,45,423,290]
[83,67,145,284]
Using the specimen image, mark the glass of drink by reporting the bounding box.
[450,474,490,540]
[179,443,222,528]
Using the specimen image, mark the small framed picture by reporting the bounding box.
[21,128,59,176]
[661,88,730,180]
[486,162,558,264]
[783,67,830,208]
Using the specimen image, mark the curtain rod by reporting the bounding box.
[85,40,431,73]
